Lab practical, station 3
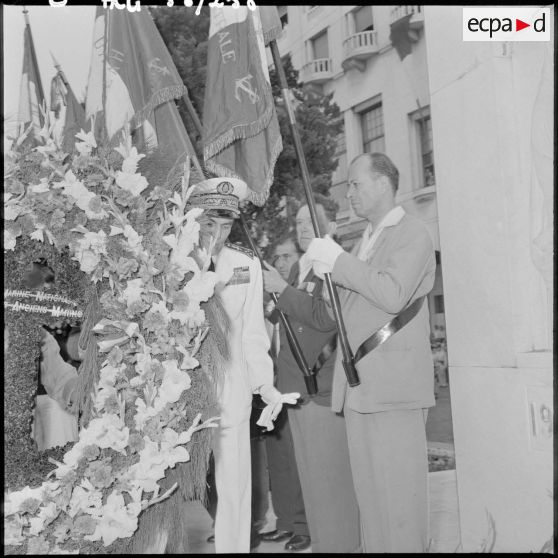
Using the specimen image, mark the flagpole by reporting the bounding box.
[268,39,360,388]
[239,216,318,396]
[22,6,46,126]
[179,89,318,396]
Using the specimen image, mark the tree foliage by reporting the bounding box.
[151,6,342,255]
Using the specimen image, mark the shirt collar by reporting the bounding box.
[297,252,313,285]
[364,205,405,237]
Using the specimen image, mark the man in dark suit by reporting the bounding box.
[259,235,310,552]
[262,196,361,553]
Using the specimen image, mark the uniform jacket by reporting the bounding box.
[215,243,274,427]
[331,213,436,413]
[274,261,337,406]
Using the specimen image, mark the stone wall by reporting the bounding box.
[423,6,553,552]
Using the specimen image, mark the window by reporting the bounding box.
[353,6,374,33]
[335,130,346,155]
[410,107,435,188]
[434,295,445,314]
[278,6,288,28]
[418,114,435,187]
[360,103,385,153]
[311,30,329,60]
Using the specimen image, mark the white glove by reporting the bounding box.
[257,384,300,431]
[306,235,344,278]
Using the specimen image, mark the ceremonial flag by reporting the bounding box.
[50,63,87,153]
[259,6,283,46]
[203,7,283,206]
[17,11,46,145]
[85,7,197,180]
[389,13,415,60]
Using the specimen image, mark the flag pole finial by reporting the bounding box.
[22,6,30,25]
[50,51,61,72]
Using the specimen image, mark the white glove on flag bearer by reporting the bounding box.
[306,235,345,278]
[257,384,300,431]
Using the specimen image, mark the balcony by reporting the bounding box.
[301,58,333,85]
[390,5,424,30]
[342,30,379,72]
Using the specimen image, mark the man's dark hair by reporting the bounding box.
[272,232,301,256]
[300,192,339,222]
[352,152,400,194]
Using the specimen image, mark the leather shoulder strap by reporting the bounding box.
[354,297,425,364]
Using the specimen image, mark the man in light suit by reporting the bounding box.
[262,195,361,553]
[188,177,300,554]
[306,153,436,553]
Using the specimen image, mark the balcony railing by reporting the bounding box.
[301,58,333,84]
[342,30,379,71]
[391,5,423,25]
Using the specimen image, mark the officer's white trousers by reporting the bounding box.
[212,420,251,553]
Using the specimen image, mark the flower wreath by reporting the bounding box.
[4,122,222,554]
[4,236,90,494]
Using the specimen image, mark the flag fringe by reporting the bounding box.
[130,84,188,130]
[262,24,282,46]
[202,97,274,161]
[205,133,282,207]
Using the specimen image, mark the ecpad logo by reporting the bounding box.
[463,8,550,41]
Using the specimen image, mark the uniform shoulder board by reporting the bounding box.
[225,242,254,259]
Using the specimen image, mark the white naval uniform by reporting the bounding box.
[212,243,274,554]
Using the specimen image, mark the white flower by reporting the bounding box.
[146,300,170,323]
[28,501,60,536]
[159,427,190,465]
[74,249,100,274]
[29,178,50,194]
[68,479,103,519]
[154,360,191,411]
[79,414,129,454]
[75,129,97,156]
[30,226,45,243]
[98,363,124,389]
[115,171,148,197]
[129,353,153,388]
[175,344,199,370]
[3,229,18,251]
[62,172,106,219]
[4,517,26,546]
[36,138,58,155]
[127,438,167,493]
[134,397,158,430]
[4,485,45,516]
[85,491,141,546]
[122,225,143,255]
[121,147,145,175]
[184,271,218,305]
[94,385,119,412]
[72,229,107,273]
[4,203,23,221]
[121,278,144,306]
[187,307,206,329]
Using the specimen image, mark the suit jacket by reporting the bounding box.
[215,244,274,427]
[274,261,337,406]
[331,213,436,413]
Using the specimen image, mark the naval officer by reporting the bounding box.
[187,177,300,553]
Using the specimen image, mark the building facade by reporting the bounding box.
[272,5,554,552]
[273,5,445,330]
